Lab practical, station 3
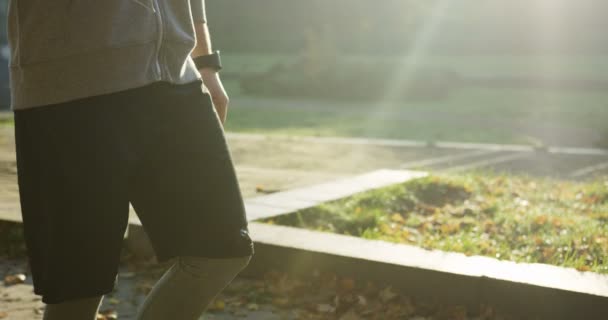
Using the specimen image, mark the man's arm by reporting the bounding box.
[191,23,213,57]
[190,0,212,57]
[190,0,230,125]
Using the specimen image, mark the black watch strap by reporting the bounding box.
[193,50,222,72]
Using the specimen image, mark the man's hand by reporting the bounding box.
[191,11,228,126]
[200,68,229,125]
[190,2,228,125]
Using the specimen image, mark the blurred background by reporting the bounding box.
[206,0,607,148]
[0,0,606,148]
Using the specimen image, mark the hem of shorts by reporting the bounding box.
[155,245,255,265]
[36,282,116,305]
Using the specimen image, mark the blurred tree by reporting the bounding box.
[208,0,608,55]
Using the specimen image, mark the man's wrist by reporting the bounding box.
[193,50,222,72]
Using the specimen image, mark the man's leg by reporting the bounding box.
[135,255,251,320]
[42,296,104,320]
[126,81,254,319]
[13,91,136,312]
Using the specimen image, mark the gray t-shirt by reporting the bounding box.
[7,0,209,111]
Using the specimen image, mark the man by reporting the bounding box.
[6,0,254,319]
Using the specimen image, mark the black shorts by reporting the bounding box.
[13,80,254,304]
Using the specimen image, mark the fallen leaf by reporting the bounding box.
[208,299,225,311]
[357,295,367,306]
[0,311,8,319]
[533,215,548,226]
[4,274,26,286]
[339,278,356,291]
[255,185,281,194]
[378,286,397,302]
[97,309,117,320]
[576,265,591,272]
[247,303,259,311]
[390,213,405,223]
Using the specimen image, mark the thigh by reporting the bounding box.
[128,81,254,262]
[14,97,132,304]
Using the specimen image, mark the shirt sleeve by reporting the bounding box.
[190,0,207,23]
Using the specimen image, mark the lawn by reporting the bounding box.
[222,53,608,147]
[225,87,608,147]
[262,173,608,274]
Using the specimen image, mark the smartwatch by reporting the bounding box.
[193,50,222,72]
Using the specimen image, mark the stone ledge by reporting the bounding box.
[244,222,608,320]
[244,169,427,221]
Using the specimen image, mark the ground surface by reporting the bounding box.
[1,121,607,318]
[2,254,526,320]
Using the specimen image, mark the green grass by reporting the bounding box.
[0,118,13,126]
[262,173,608,274]
[226,87,608,146]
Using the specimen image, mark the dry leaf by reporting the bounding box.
[378,286,397,302]
[97,309,118,320]
[390,213,405,223]
[255,185,281,194]
[357,295,367,306]
[339,278,356,291]
[4,274,26,285]
[208,299,225,311]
